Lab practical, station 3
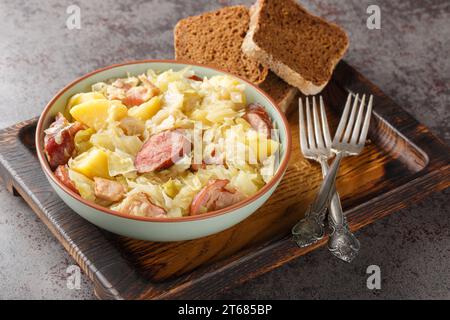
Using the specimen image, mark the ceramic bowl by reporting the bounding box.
[36,60,292,241]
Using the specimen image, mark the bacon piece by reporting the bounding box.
[93,177,125,202]
[189,179,243,216]
[108,76,160,107]
[121,86,152,107]
[135,130,191,173]
[188,75,203,81]
[54,165,78,194]
[44,113,84,169]
[243,103,273,138]
[119,76,161,107]
[119,192,167,218]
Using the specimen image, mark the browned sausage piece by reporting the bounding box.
[119,192,167,218]
[44,113,84,169]
[243,103,273,138]
[54,165,79,194]
[135,130,191,173]
[93,177,125,202]
[188,75,203,81]
[189,179,243,216]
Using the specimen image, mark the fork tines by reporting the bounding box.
[333,93,373,148]
[299,96,333,159]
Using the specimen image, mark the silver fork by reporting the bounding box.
[291,96,333,247]
[292,94,373,262]
[326,93,372,261]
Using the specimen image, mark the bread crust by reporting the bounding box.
[242,0,349,95]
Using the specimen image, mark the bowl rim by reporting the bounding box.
[36,59,292,223]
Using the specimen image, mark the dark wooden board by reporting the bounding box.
[0,61,449,300]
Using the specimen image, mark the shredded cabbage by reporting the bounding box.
[90,125,143,157]
[107,149,136,177]
[74,128,95,154]
[68,169,96,202]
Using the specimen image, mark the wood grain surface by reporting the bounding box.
[0,61,448,300]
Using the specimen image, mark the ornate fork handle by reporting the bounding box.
[291,204,327,248]
[292,153,344,247]
[319,157,360,262]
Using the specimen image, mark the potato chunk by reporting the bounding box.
[70,148,111,179]
[69,99,127,130]
[128,96,162,121]
[67,92,106,112]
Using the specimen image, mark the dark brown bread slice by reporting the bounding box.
[242,0,349,95]
[174,6,298,112]
[174,6,268,84]
[259,71,298,112]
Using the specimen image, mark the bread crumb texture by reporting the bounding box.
[174,6,268,84]
[252,0,349,86]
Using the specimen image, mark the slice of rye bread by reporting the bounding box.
[242,0,349,95]
[259,71,298,112]
[174,6,298,112]
[174,6,268,84]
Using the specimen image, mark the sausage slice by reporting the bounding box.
[135,130,191,173]
[243,103,273,138]
[190,179,243,216]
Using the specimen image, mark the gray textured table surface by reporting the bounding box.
[0,0,448,299]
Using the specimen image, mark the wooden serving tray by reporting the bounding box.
[0,61,449,299]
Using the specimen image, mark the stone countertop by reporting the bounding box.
[0,0,448,299]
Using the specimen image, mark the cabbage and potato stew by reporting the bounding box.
[44,69,279,218]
